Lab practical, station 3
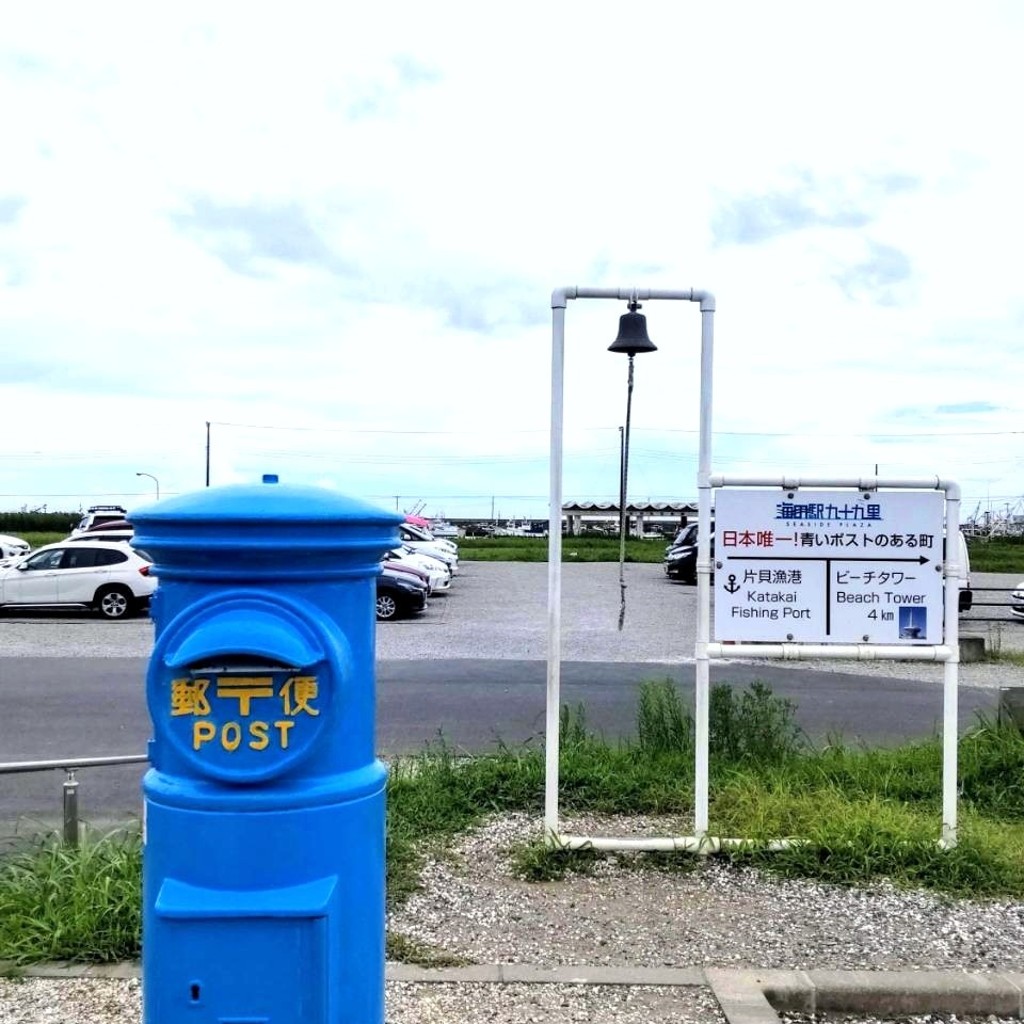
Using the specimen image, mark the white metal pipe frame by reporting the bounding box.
[546,286,716,852]
[545,286,963,854]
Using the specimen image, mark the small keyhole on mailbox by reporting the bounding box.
[190,983,201,1002]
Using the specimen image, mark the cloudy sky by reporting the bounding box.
[3,2,1022,524]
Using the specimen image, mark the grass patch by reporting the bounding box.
[720,782,1024,896]
[0,830,141,964]
[637,678,805,765]
[967,535,1024,573]
[20,531,1020,570]
[985,649,1024,666]
[386,736,544,904]
[15,532,64,549]
[509,838,603,881]
[978,623,1024,665]
[384,932,473,968]
[2,682,1023,964]
[456,535,669,563]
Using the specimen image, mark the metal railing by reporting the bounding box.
[0,754,148,847]
[961,585,1022,624]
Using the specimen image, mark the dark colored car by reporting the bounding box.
[664,523,714,584]
[376,570,428,621]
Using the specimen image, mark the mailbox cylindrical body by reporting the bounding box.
[132,477,400,1024]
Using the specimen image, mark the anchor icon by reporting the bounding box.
[723,574,740,594]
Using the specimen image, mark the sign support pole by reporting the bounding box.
[694,304,716,842]
[544,302,567,838]
[941,486,962,847]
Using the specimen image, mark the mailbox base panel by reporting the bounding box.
[142,776,385,1024]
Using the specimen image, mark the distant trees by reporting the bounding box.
[0,510,78,533]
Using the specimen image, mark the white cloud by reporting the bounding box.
[1,1,1023,519]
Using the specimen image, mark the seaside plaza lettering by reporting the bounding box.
[170,673,320,753]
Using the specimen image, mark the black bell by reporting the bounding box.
[608,302,657,355]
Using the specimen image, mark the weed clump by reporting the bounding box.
[0,830,141,964]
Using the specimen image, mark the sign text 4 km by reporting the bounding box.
[714,488,946,644]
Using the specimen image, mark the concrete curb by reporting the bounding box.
[711,969,1024,1022]
[5,963,1024,1020]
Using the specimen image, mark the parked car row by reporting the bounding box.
[376,521,460,621]
[0,513,461,623]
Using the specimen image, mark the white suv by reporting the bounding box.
[0,540,156,619]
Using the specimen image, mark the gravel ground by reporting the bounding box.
[0,978,723,1024]
[2,982,1020,1024]
[389,813,1024,973]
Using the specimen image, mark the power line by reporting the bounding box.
[207,421,1024,440]
[209,420,549,436]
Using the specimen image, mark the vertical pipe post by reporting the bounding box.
[694,303,716,841]
[545,302,567,839]
[63,769,80,847]
[941,485,962,848]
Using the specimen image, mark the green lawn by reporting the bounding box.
[966,536,1024,573]
[455,535,669,563]
[17,530,1024,574]
[447,534,1024,572]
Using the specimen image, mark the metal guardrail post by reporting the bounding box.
[63,769,80,847]
[0,755,148,845]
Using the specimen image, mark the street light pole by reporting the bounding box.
[136,472,160,500]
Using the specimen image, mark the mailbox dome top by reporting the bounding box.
[129,477,402,581]
[130,476,402,527]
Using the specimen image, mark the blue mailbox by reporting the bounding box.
[132,475,401,1024]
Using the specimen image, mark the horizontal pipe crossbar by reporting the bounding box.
[553,833,799,853]
[707,644,954,661]
[709,474,960,497]
[551,286,715,311]
[0,754,148,776]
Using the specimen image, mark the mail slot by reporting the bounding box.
[131,475,401,1024]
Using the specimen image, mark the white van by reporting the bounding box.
[71,505,129,536]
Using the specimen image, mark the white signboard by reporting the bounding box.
[713,488,946,644]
